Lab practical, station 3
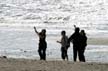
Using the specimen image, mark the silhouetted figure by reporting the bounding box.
[57,31,70,61]
[68,27,82,62]
[80,30,87,62]
[34,27,47,60]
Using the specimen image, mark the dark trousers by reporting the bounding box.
[73,47,79,62]
[73,46,85,62]
[61,47,68,60]
[38,42,47,60]
[80,47,86,62]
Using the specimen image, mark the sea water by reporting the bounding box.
[0,26,108,63]
[0,0,108,63]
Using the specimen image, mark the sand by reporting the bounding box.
[0,58,107,71]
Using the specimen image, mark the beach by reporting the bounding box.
[0,25,108,71]
[0,58,107,71]
[0,0,108,70]
[0,26,108,63]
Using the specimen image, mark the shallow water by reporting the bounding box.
[0,26,108,63]
[0,0,108,63]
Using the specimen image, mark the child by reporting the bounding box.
[57,31,70,61]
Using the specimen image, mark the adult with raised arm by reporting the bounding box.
[34,27,47,60]
[68,26,82,62]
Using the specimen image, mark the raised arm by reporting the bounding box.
[74,25,76,28]
[34,26,39,35]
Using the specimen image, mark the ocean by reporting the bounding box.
[0,0,108,63]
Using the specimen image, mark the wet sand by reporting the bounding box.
[0,58,108,71]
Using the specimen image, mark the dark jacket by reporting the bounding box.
[68,32,82,48]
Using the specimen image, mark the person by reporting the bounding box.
[68,27,82,62]
[34,27,47,60]
[80,30,87,62]
[57,31,70,61]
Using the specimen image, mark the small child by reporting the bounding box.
[57,31,70,61]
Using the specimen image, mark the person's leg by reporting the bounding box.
[61,47,65,60]
[73,47,77,62]
[42,42,47,60]
[78,49,83,62]
[65,49,68,61]
[38,48,43,60]
[38,43,44,60]
[43,48,46,60]
[78,49,85,62]
[82,52,85,62]
[82,47,86,62]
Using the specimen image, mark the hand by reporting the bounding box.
[34,26,36,30]
[57,41,59,43]
[57,41,60,43]
[74,25,76,28]
[34,26,38,34]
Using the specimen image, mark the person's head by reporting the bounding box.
[75,27,80,33]
[80,30,85,36]
[61,30,66,36]
[41,29,46,34]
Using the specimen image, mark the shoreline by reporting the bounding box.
[0,25,108,45]
[0,58,108,71]
[0,26,108,64]
[88,37,108,45]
